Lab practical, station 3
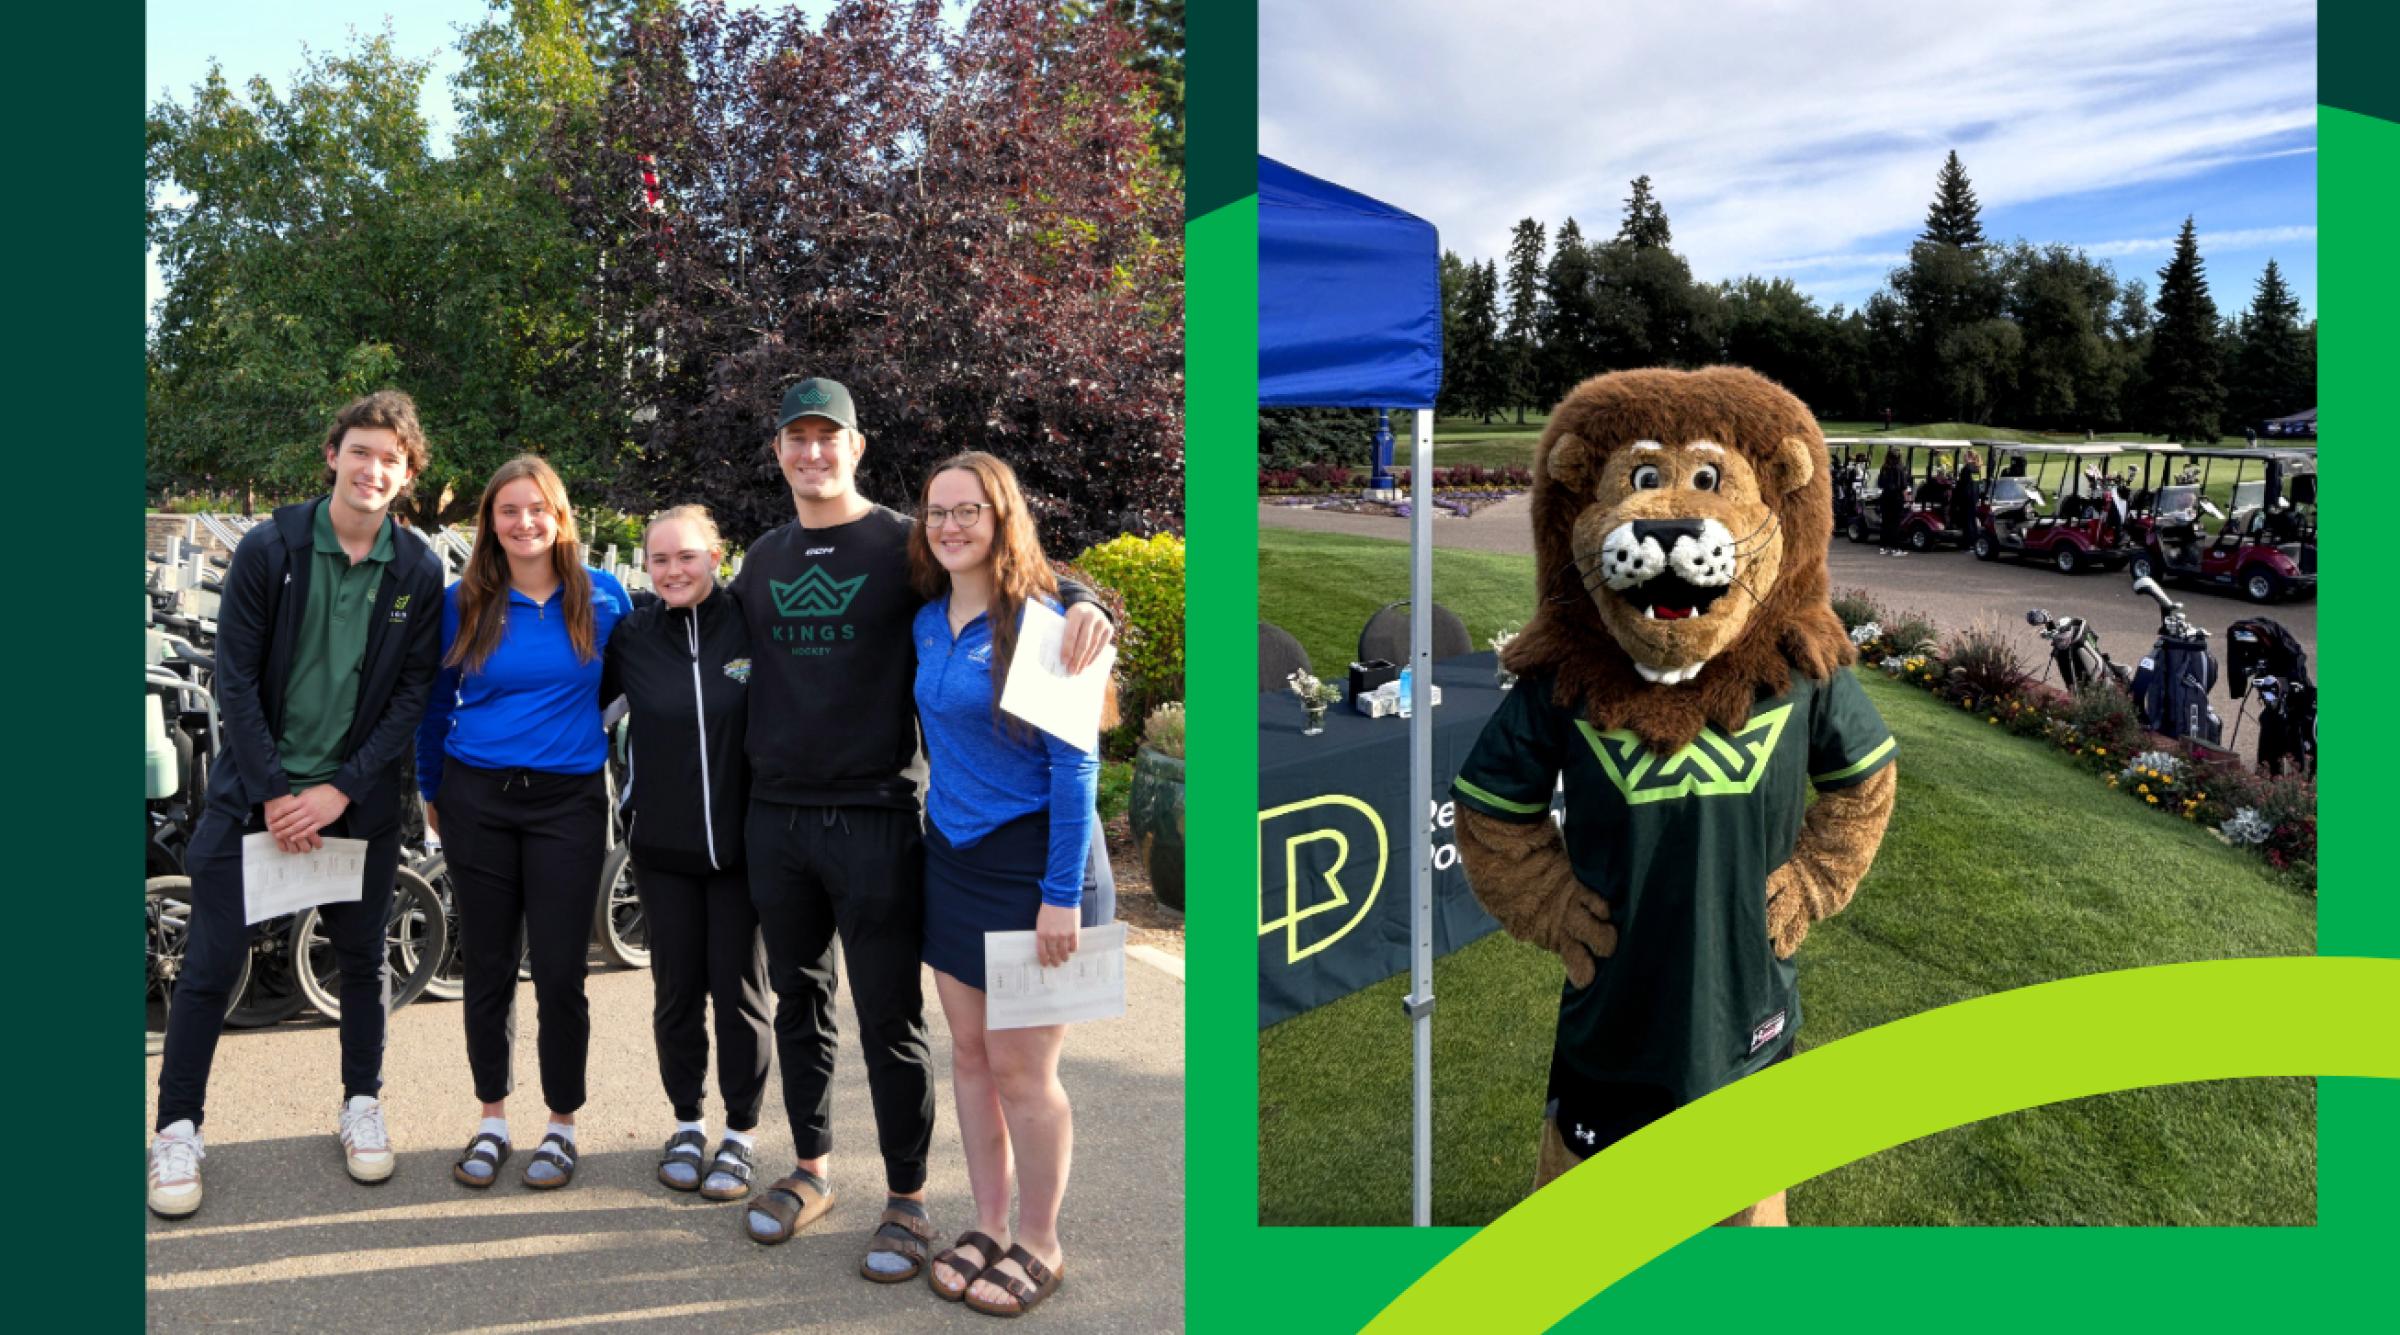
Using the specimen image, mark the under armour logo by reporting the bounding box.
[1573,1124,1597,1147]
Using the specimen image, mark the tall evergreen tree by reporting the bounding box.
[2144,216,2226,442]
[1538,217,1597,402]
[1922,150,1985,249]
[1502,218,1547,421]
[2230,258,2313,432]
[1449,260,1506,422]
[1618,175,1672,250]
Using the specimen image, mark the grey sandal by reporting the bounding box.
[700,1139,756,1201]
[453,1131,510,1188]
[658,1129,708,1191]
[522,1133,578,1190]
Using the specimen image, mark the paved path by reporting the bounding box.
[146,954,1183,1333]
[1263,499,2319,765]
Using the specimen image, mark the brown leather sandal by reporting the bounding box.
[928,1229,1006,1301]
[964,1245,1064,1318]
[858,1199,935,1283]
[744,1171,835,1244]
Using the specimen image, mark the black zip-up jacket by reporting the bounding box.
[205,499,447,835]
[601,584,751,874]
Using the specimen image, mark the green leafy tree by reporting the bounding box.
[1537,217,1599,402]
[1999,242,2123,429]
[2145,217,2226,442]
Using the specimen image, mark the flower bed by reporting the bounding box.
[1259,462,1533,494]
[1838,589,2316,890]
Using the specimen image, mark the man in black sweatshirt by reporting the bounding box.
[149,391,448,1219]
[728,378,1113,1275]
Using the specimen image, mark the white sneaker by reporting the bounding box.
[148,1121,205,1219]
[339,1096,396,1184]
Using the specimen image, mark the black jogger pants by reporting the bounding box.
[636,862,773,1130]
[744,800,932,1194]
[440,763,608,1113]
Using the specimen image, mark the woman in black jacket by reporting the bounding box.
[601,506,774,1201]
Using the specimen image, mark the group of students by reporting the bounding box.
[149,378,1116,1317]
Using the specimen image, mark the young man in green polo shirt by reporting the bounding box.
[149,391,448,1219]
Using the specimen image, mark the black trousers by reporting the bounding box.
[156,801,400,1131]
[441,764,608,1112]
[745,800,932,1193]
[637,862,774,1130]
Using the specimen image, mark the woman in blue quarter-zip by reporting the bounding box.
[908,452,1104,1319]
[417,455,632,1192]
[599,505,774,1203]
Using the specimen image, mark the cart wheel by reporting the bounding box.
[594,844,650,969]
[2244,571,2282,604]
[291,866,448,1019]
[1972,533,1996,562]
[1907,525,1933,552]
[2054,545,2082,575]
[225,917,309,1028]
[414,854,465,1002]
[1845,515,1866,544]
[149,875,248,1056]
[2130,554,2155,582]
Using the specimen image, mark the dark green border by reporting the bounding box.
[1189,2,2396,1329]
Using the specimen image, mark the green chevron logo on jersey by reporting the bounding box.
[770,566,867,618]
[1576,703,1795,804]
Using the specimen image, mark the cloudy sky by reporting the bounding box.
[1261,0,2316,317]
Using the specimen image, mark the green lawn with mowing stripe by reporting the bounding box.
[1257,528,2315,1227]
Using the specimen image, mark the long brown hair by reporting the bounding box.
[909,452,1119,730]
[447,455,597,672]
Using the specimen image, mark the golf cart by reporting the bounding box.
[1841,439,1983,551]
[1970,443,2134,574]
[2124,447,2316,603]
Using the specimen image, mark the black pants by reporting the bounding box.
[745,800,932,1193]
[637,862,774,1130]
[441,764,608,1112]
[155,802,400,1131]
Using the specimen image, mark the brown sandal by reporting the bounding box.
[964,1245,1064,1318]
[928,1229,1006,1300]
[859,1199,935,1283]
[745,1171,835,1245]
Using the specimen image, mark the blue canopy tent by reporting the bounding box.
[1258,155,1445,1225]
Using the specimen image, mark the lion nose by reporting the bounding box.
[1631,519,1705,549]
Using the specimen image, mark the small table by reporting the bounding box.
[1257,652,1531,1028]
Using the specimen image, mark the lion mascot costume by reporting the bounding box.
[1451,367,1898,1227]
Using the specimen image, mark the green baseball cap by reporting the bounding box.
[776,377,858,433]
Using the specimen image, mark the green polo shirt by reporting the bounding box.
[1453,666,1894,1104]
[277,499,395,789]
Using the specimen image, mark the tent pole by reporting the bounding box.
[1407,406,1435,1228]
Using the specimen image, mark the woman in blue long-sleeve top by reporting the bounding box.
[909,452,1102,1318]
[416,455,632,1192]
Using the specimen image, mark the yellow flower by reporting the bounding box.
[2138,784,2150,794]
[2146,794,2158,804]
[1988,717,1998,725]
[2096,747,2107,756]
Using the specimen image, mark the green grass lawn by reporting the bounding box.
[1400,418,2304,475]
[1257,529,2316,1227]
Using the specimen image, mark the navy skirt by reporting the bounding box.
[923,810,1114,991]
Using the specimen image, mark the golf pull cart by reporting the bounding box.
[1971,443,2134,574]
[1837,439,1983,552]
[2225,617,2316,777]
[2128,576,2223,747]
[2124,447,2317,604]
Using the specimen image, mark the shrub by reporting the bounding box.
[1938,620,2029,707]
[1074,532,1184,697]
[1881,609,1940,657]
[1098,759,1132,825]
[1831,587,1884,633]
[1141,701,1186,759]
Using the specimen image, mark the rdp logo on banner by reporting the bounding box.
[1258,795,1390,965]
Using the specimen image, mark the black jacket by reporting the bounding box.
[204,500,448,834]
[601,584,751,874]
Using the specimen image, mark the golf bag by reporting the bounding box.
[2226,617,2316,777]
[2130,628,2222,747]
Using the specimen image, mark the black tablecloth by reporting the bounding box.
[1258,652,1536,1028]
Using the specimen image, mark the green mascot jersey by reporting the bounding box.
[1453,667,1895,1105]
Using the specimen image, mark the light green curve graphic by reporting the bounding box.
[1365,956,2400,1333]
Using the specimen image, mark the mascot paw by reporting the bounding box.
[1765,880,1810,959]
[1556,889,1618,986]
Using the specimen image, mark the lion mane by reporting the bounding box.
[1502,366,1854,754]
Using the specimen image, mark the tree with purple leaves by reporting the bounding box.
[561,0,1184,552]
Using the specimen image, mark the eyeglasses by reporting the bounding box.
[923,503,986,530]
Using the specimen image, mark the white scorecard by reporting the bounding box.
[241,834,368,925]
[983,921,1128,1030]
[997,599,1118,755]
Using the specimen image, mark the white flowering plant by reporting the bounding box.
[1287,670,1342,708]
[2220,807,2273,846]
